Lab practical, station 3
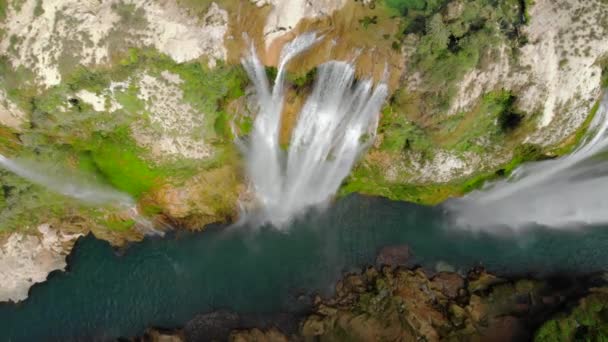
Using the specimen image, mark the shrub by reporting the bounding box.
[600,56,608,88]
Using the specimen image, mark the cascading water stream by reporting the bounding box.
[446,93,608,230]
[0,154,134,206]
[241,32,388,226]
[0,154,164,235]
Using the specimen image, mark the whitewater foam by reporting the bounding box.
[241,32,388,226]
[446,93,608,231]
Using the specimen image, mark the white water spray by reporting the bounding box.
[0,154,134,207]
[447,93,608,230]
[241,32,388,226]
[0,154,165,235]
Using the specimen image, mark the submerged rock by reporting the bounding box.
[183,311,241,342]
[135,329,185,342]
[375,244,412,267]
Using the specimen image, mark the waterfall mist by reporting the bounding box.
[0,154,134,207]
[0,153,167,235]
[446,93,608,231]
[241,32,388,227]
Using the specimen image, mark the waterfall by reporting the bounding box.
[0,154,134,207]
[446,93,608,231]
[241,32,389,226]
[0,153,166,235]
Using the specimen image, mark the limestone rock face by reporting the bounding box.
[0,224,82,302]
[250,0,349,48]
[0,0,229,87]
[449,0,608,144]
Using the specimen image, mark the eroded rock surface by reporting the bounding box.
[0,223,82,302]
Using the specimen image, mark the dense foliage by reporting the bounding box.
[385,0,529,110]
[0,48,248,232]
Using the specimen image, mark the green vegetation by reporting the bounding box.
[105,217,136,232]
[0,0,7,21]
[551,100,601,156]
[0,46,249,234]
[86,131,161,197]
[0,171,66,233]
[33,0,44,17]
[288,68,317,89]
[383,0,529,111]
[341,140,544,204]
[341,86,547,204]
[534,292,608,342]
[359,15,378,28]
[600,55,608,88]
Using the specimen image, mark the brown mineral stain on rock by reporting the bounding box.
[223,1,273,64]
[279,87,306,146]
[432,272,465,299]
[148,164,244,230]
[273,1,405,92]
[231,1,405,92]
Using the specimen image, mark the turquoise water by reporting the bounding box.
[2,195,608,341]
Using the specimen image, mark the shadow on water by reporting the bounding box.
[1,194,608,341]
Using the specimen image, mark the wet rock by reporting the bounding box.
[136,329,185,342]
[479,316,528,342]
[301,315,325,336]
[229,328,289,342]
[435,260,456,273]
[375,244,411,267]
[183,311,240,342]
[137,263,608,342]
[468,269,506,293]
[432,272,465,299]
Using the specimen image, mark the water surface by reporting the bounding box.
[2,195,608,341]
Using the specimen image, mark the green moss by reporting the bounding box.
[214,111,232,139]
[236,116,254,136]
[85,129,161,198]
[287,68,317,89]
[378,104,433,153]
[551,100,601,156]
[342,141,545,204]
[534,292,608,342]
[105,217,136,232]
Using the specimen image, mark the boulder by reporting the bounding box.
[376,244,412,267]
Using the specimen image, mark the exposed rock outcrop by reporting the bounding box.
[0,223,82,302]
[133,262,604,342]
[0,0,228,87]
[449,0,608,144]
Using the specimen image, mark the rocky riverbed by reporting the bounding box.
[133,245,608,342]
